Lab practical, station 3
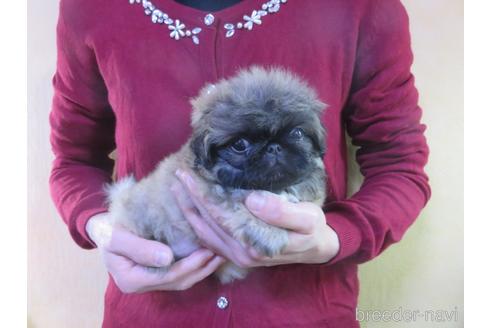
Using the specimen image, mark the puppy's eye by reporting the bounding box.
[289,127,305,139]
[230,138,250,153]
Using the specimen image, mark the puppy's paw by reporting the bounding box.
[215,262,248,284]
[243,224,289,257]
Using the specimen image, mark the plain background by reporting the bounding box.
[27,1,463,327]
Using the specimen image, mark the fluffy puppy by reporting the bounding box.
[107,66,328,283]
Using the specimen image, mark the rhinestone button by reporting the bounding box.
[204,13,215,25]
[217,296,229,309]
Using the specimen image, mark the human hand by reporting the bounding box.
[172,169,340,268]
[86,213,225,293]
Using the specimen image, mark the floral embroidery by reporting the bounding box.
[168,20,185,40]
[128,0,287,45]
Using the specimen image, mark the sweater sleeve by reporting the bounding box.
[325,0,431,264]
[49,1,116,249]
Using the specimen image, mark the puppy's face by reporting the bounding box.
[190,67,326,192]
[212,109,322,191]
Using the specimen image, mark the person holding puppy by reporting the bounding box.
[49,0,430,327]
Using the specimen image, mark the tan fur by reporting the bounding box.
[107,66,327,283]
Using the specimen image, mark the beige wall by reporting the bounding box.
[27,1,463,327]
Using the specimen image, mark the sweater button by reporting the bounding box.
[217,296,228,309]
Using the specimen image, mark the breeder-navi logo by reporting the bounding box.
[356,306,460,323]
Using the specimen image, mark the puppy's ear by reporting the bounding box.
[314,128,327,158]
[190,130,214,169]
[190,83,220,128]
[310,99,328,157]
[310,121,327,158]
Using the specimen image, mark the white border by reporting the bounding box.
[7,0,478,326]
[0,0,27,326]
[464,1,492,326]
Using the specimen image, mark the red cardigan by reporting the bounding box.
[49,0,431,327]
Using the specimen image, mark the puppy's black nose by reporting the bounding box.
[266,143,282,155]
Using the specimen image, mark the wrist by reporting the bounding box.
[318,224,340,263]
[86,212,113,247]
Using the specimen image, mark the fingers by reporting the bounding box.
[245,192,320,234]
[107,228,174,267]
[107,248,218,293]
[172,176,262,268]
[143,248,220,291]
[86,213,113,247]
[174,169,217,219]
[173,169,317,268]
[157,255,226,291]
[174,181,239,254]
[103,252,164,293]
[171,180,230,255]
[173,170,241,245]
[280,231,311,254]
[131,249,215,289]
[161,248,215,283]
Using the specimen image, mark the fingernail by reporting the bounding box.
[176,170,194,188]
[185,174,194,188]
[155,251,171,267]
[216,256,226,264]
[246,192,266,212]
[203,249,214,258]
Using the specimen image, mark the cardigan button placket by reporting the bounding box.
[214,288,232,327]
[197,15,223,80]
[199,18,233,327]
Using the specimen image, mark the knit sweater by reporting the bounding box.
[49,0,430,327]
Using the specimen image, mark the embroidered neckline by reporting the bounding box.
[128,0,288,45]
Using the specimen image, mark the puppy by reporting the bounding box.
[107,66,328,283]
